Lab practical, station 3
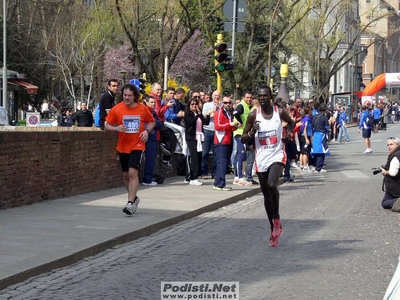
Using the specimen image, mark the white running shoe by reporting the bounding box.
[123,196,140,215]
[189,179,203,186]
[142,181,157,186]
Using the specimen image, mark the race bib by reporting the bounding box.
[123,115,140,133]
[258,130,278,148]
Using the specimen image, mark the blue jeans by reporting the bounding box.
[143,134,158,183]
[245,148,255,181]
[337,125,350,142]
[230,137,237,166]
[233,136,246,178]
[213,145,229,188]
[201,129,216,176]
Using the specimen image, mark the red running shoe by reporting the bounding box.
[269,232,279,247]
[272,219,283,238]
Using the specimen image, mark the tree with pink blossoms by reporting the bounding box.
[103,45,136,86]
[169,30,212,91]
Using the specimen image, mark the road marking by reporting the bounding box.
[76,225,117,230]
[341,170,369,179]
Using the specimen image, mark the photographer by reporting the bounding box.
[380,137,400,212]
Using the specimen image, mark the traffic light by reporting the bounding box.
[129,78,146,94]
[138,78,146,94]
[214,43,234,72]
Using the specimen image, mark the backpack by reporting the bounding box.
[366,112,374,127]
[94,103,100,127]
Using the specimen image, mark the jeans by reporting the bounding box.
[201,129,216,176]
[233,136,246,178]
[213,145,229,188]
[245,148,255,181]
[143,133,158,183]
[230,137,237,167]
[381,192,398,209]
[337,125,350,142]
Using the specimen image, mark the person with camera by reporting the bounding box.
[380,137,400,212]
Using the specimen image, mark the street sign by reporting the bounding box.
[129,79,140,86]
[224,22,245,32]
[223,0,247,21]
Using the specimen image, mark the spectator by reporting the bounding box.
[99,79,118,130]
[213,96,238,191]
[358,103,374,154]
[336,106,350,143]
[311,103,330,172]
[142,95,161,186]
[165,88,185,126]
[184,98,210,186]
[233,91,253,186]
[72,102,93,127]
[299,106,313,172]
[380,137,400,212]
[57,108,73,127]
[373,104,381,132]
[41,100,50,120]
[201,90,221,179]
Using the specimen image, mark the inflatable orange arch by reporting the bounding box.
[361,73,400,105]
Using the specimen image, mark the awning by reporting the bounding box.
[8,79,39,95]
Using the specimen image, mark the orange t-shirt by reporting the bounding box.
[106,102,155,153]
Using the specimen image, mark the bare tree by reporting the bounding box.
[48,3,115,109]
[115,0,225,84]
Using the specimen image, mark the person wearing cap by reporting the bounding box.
[380,137,400,212]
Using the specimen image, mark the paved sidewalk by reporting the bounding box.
[0,175,261,290]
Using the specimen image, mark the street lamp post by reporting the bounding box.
[266,0,282,85]
[2,0,7,110]
[119,69,127,86]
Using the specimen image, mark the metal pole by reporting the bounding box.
[2,0,7,111]
[164,56,168,91]
[215,34,223,93]
[231,0,237,59]
[267,0,282,84]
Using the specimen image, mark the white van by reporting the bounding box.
[0,107,11,126]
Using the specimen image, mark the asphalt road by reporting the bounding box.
[1,125,399,300]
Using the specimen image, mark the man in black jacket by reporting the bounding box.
[72,102,93,127]
[99,79,118,130]
[380,137,400,212]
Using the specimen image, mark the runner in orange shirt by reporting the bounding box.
[105,84,155,216]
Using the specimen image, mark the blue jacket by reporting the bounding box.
[165,100,185,125]
[359,111,373,129]
[338,111,347,126]
[373,108,381,120]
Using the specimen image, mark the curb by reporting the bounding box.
[0,187,261,290]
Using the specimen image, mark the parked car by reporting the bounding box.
[0,107,12,126]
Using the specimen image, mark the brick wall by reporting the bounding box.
[0,127,180,210]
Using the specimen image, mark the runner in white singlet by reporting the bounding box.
[240,85,294,247]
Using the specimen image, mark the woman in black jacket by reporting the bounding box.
[184,98,210,186]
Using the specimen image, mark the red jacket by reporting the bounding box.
[150,92,168,122]
[214,107,235,146]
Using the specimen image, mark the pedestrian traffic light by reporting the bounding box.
[214,43,234,72]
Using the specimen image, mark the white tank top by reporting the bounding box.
[254,106,286,172]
